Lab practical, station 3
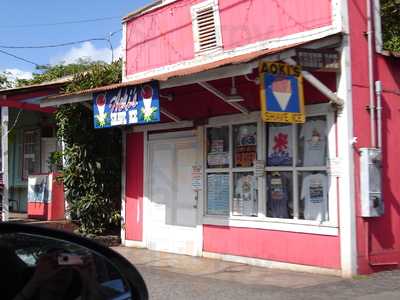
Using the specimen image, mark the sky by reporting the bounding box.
[0,0,151,81]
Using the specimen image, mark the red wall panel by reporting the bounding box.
[348,0,400,273]
[203,225,341,269]
[125,132,144,241]
[125,0,333,76]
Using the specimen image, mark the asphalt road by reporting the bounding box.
[137,265,400,300]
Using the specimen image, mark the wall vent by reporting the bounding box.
[191,0,222,54]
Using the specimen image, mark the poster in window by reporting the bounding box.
[28,174,51,203]
[207,173,229,215]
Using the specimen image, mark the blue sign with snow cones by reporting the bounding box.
[93,81,160,128]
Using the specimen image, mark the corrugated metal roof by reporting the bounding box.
[46,43,300,101]
[0,75,73,95]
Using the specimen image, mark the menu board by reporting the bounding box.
[207,173,229,215]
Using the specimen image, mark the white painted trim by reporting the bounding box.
[120,130,127,244]
[336,32,357,276]
[132,121,193,133]
[202,251,341,276]
[122,22,128,83]
[1,107,9,221]
[372,0,383,54]
[40,94,92,108]
[143,131,149,248]
[124,25,341,83]
[148,130,196,141]
[203,216,338,236]
[123,240,146,248]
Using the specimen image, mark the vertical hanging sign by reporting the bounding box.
[259,62,305,123]
[93,81,160,129]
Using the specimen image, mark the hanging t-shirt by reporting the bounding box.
[267,125,293,166]
[300,120,327,166]
[267,173,290,218]
[301,173,328,221]
[234,175,257,216]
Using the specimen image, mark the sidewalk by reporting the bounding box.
[113,246,400,300]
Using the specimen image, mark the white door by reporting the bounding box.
[148,137,200,256]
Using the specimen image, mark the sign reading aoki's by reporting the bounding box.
[259,62,305,124]
[93,81,160,128]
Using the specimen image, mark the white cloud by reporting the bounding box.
[1,68,33,87]
[51,41,122,65]
[3,68,33,82]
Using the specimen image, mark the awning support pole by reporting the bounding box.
[198,82,249,114]
[284,58,344,110]
[160,108,181,122]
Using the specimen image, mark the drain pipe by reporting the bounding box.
[376,81,383,149]
[366,0,376,148]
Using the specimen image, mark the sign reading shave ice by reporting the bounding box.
[93,81,160,129]
[259,62,305,124]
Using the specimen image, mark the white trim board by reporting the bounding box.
[202,252,342,276]
[203,217,339,236]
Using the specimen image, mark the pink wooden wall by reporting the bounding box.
[125,132,144,241]
[125,0,333,77]
[203,225,341,269]
[348,1,400,274]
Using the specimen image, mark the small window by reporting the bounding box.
[191,0,223,54]
[23,129,41,180]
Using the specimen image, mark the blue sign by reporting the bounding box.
[93,81,160,128]
[260,62,305,123]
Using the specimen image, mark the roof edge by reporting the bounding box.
[122,0,163,23]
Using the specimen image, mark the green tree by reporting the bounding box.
[19,58,123,234]
[381,0,400,52]
[0,72,12,89]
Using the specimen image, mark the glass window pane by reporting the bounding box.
[233,172,258,216]
[207,127,229,169]
[207,173,229,215]
[266,124,293,166]
[266,171,293,219]
[297,116,328,167]
[299,171,329,221]
[233,123,257,167]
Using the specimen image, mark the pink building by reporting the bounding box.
[43,0,400,277]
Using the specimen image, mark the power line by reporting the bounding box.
[0,38,109,49]
[0,29,122,50]
[0,49,39,66]
[0,16,121,29]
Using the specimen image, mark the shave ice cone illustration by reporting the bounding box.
[272,78,292,111]
[141,85,157,122]
[95,94,108,127]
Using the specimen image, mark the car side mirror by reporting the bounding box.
[0,223,148,300]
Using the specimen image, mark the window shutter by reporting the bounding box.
[191,0,222,54]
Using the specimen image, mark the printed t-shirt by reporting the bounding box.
[267,125,293,166]
[267,173,290,218]
[300,120,327,166]
[301,173,328,221]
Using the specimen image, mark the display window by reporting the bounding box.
[204,105,337,232]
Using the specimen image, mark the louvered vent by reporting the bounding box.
[192,0,222,54]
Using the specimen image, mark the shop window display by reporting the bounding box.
[206,123,258,217]
[266,116,330,222]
